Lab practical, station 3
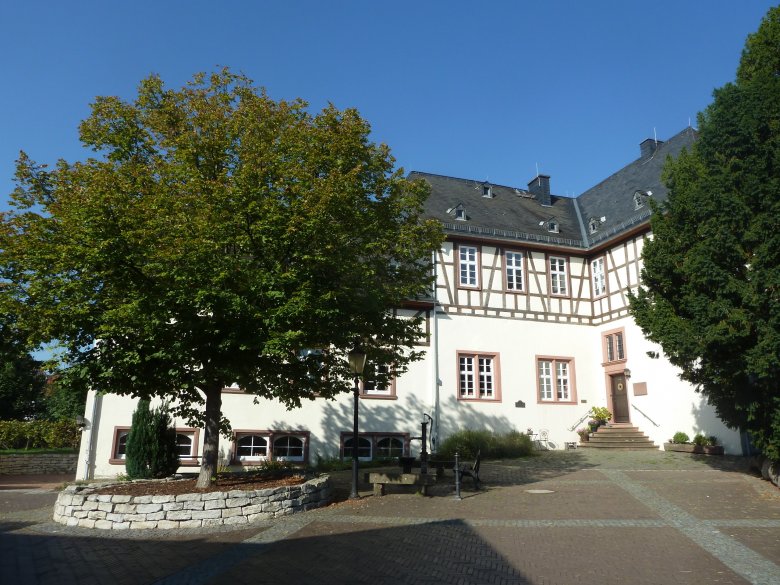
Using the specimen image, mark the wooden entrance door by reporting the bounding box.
[610,374,630,423]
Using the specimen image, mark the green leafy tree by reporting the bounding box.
[630,7,780,459]
[0,69,442,486]
[0,316,47,420]
[41,376,89,422]
[125,399,179,479]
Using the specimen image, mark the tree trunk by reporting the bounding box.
[196,384,223,488]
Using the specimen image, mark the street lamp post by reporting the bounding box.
[348,345,367,499]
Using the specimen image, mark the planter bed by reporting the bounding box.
[53,474,331,530]
[663,443,724,455]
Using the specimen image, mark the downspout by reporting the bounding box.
[431,250,441,453]
[83,391,102,480]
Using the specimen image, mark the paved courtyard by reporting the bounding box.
[2,449,780,584]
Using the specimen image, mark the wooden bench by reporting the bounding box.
[366,472,436,496]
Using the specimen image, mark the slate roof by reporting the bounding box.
[410,127,697,251]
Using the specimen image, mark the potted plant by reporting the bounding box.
[576,428,589,442]
[588,407,612,434]
[664,432,723,455]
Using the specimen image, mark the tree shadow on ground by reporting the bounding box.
[0,519,532,585]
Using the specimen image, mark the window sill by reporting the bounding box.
[361,394,398,400]
[457,397,501,403]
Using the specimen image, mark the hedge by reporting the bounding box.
[0,420,81,450]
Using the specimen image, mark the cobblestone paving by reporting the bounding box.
[2,450,780,584]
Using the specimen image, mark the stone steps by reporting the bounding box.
[579,425,658,450]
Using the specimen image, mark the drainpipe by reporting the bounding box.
[431,250,441,453]
[82,391,102,480]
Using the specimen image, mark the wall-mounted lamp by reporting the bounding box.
[75,415,86,428]
[623,368,632,380]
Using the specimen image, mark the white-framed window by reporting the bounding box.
[297,348,327,387]
[376,437,404,459]
[458,244,479,288]
[482,183,493,198]
[362,363,395,397]
[458,352,499,400]
[549,256,568,296]
[343,436,373,461]
[537,357,576,403]
[235,434,268,461]
[114,429,129,460]
[603,329,626,363]
[273,435,305,461]
[341,433,408,462]
[232,430,309,465]
[175,432,195,458]
[592,256,606,297]
[505,250,524,292]
[111,426,200,465]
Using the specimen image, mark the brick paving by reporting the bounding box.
[2,450,780,584]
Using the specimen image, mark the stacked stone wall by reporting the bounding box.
[0,453,78,475]
[53,475,331,529]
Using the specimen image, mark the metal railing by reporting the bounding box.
[631,404,660,427]
[568,410,593,432]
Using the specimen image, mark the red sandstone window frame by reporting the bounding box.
[456,351,501,402]
[547,255,570,297]
[536,356,577,405]
[109,426,200,466]
[456,243,481,289]
[230,430,310,466]
[503,248,527,293]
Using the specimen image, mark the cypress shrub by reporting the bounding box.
[125,399,179,479]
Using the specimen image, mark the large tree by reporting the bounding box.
[0,316,47,420]
[630,7,780,459]
[0,70,442,486]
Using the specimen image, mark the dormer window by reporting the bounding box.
[447,203,467,221]
[482,182,493,198]
[634,189,652,210]
[538,218,559,233]
[588,216,606,234]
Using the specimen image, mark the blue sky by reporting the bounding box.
[0,1,776,209]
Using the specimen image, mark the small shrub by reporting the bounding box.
[692,434,707,446]
[708,435,719,446]
[314,454,351,472]
[672,431,690,444]
[436,429,532,460]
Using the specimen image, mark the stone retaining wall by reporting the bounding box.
[53,475,331,530]
[0,453,78,475]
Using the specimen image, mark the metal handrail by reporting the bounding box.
[568,410,593,432]
[631,404,660,427]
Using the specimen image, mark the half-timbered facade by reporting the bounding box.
[77,128,743,479]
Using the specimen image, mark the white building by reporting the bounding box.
[77,128,743,479]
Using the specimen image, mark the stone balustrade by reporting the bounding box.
[53,475,331,530]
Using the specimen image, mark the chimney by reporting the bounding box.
[639,138,664,159]
[528,175,551,207]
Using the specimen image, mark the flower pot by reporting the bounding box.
[663,443,723,455]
